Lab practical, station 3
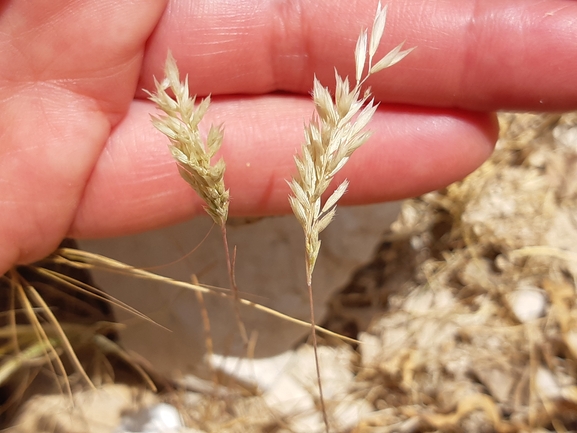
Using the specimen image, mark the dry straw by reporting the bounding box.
[0,259,156,422]
[288,2,413,430]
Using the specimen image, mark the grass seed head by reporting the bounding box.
[289,2,414,276]
[147,52,229,226]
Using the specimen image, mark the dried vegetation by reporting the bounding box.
[325,112,577,432]
[142,112,577,433]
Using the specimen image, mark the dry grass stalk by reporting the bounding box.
[147,54,249,345]
[0,262,156,424]
[55,248,357,345]
[192,274,219,384]
[5,268,81,400]
[287,3,413,430]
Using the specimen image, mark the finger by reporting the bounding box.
[0,0,166,272]
[70,96,496,238]
[138,0,577,111]
[1,0,167,122]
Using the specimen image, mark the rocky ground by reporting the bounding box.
[4,112,577,433]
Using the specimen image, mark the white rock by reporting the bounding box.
[208,345,371,433]
[507,285,546,323]
[358,332,382,367]
[12,384,159,433]
[115,403,183,433]
[535,367,561,400]
[554,124,577,151]
[78,202,401,377]
[402,288,434,314]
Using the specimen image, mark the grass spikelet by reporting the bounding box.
[288,3,414,431]
[146,52,229,227]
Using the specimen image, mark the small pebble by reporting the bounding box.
[507,286,547,323]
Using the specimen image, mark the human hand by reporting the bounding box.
[1,0,575,274]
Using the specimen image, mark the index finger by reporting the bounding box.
[138,0,577,111]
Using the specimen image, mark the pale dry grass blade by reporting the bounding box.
[24,284,95,390]
[1,256,160,421]
[370,42,415,74]
[56,248,358,345]
[32,267,160,328]
[509,246,577,263]
[11,271,71,398]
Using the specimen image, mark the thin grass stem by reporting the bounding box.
[220,224,249,345]
[12,271,70,398]
[55,248,358,345]
[307,277,329,430]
